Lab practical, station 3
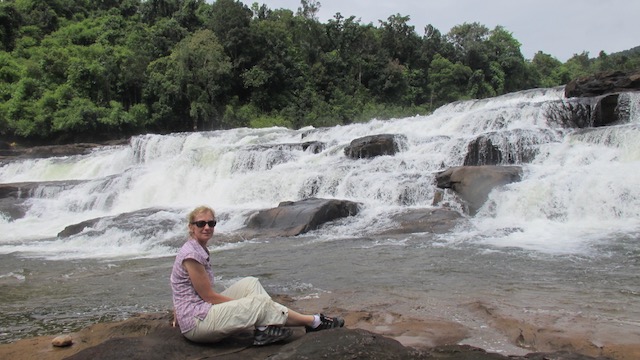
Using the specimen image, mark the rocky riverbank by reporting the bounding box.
[0,309,615,360]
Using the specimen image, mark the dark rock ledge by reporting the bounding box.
[0,312,609,360]
[0,140,129,162]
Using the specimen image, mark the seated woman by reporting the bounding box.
[170,206,344,346]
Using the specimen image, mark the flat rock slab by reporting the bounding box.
[0,313,611,360]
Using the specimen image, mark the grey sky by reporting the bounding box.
[239,0,639,62]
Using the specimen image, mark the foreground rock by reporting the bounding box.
[0,312,611,360]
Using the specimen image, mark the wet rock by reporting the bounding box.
[0,181,84,221]
[247,141,325,154]
[463,129,559,166]
[232,141,326,172]
[241,198,360,238]
[0,181,85,199]
[57,207,179,238]
[436,166,522,215]
[344,134,407,159]
[0,143,102,160]
[565,70,640,98]
[57,218,103,238]
[0,198,28,221]
[381,208,466,235]
[0,140,129,162]
[271,328,426,359]
[59,314,611,360]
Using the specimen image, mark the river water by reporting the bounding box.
[1,88,639,355]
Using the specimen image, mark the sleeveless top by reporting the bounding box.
[170,238,214,333]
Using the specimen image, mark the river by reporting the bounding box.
[1,87,639,356]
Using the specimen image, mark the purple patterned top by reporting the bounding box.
[170,238,214,333]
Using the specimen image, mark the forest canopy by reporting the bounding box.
[1,0,638,144]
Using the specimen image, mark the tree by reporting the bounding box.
[14,0,61,35]
[173,0,206,32]
[563,51,593,80]
[379,14,421,66]
[297,0,320,21]
[146,29,232,132]
[428,54,472,106]
[486,26,526,92]
[530,51,564,87]
[241,12,303,114]
[139,0,180,24]
[0,2,24,52]
[446,22,490,70]
[202,0,253,100]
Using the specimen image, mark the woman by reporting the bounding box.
[171,206,344,346]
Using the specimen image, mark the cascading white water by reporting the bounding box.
[0,87,638,259]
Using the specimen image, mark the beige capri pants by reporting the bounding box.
[184,276,289,343]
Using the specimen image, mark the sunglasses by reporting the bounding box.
[190,220,217,228]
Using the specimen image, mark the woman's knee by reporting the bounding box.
[240,276,260,287]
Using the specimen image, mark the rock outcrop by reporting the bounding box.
[0,180,86,221]
[565,70,640,98]
[0,141,127,161]
[463,129,558,166]
[380,208,466,235]
[240,197,360,238]
[344,134,407,159]
[247,141,325,154]
[435,166,523,215]
[7,312,607,360]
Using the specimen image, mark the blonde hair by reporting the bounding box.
[187,206,215,235]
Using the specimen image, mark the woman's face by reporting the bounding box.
[189,210,216,244]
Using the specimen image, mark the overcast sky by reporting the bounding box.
[238,0,639,62]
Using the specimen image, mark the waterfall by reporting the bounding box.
[1,87,639,259]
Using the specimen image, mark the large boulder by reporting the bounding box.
[57,218,103,238]
[463,129,558,166]
[241,198,360,238]
[565,70,640,98]
[344,134,407,159]
[57,207,180,238]
[436,166,522,215]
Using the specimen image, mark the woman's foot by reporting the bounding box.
[305,314,345,333]
[253,325,293,346]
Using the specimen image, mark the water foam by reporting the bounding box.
[1,87,639,258]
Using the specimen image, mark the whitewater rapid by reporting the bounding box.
[0,87,638,259]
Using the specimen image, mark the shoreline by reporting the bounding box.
[2,293,638,360]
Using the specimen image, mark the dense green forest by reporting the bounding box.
[1,0,639,144]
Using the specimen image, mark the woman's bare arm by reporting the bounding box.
[183,259,234,304]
